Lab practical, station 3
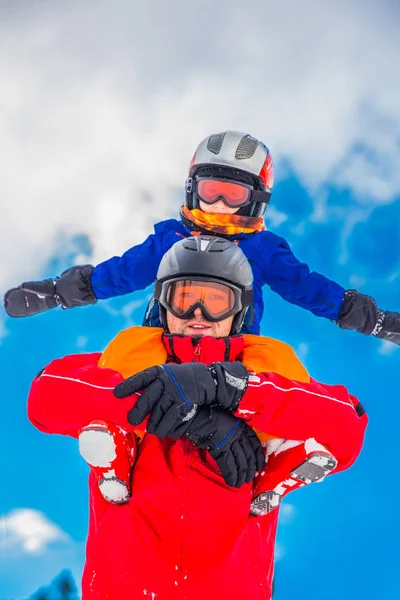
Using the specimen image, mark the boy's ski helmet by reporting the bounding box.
[185,131,274,218]
[155,236,253,334]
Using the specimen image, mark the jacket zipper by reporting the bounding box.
[193,343,201,362]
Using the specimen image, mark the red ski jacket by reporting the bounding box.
[28,330,367,600]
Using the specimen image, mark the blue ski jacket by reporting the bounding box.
[90,219,345,335]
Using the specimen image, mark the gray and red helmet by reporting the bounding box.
[185,131,274,218]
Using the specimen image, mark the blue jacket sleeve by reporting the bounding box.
[90,219,183,299]
[258,232,345,321]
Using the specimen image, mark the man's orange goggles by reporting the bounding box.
[196,177,253,209]
[161,279,242,322]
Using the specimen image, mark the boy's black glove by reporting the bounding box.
[337,289,400,345]
[114,361,249,437]
[4,265,96,317]
[181,407,265,487]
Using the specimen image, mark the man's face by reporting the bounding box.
[166,306,234,338]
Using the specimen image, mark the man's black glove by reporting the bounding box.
[178,407,265,488]
[337,289,400,345]
[4,265,96,317]
[113,361,249,437]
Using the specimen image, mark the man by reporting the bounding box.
[28,236,367,600]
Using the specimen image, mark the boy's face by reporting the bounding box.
[199,199,239,215]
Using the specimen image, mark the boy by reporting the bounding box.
[4,130,400,343]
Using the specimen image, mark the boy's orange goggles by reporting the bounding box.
[164,279,241,321]
[196,177,253,208]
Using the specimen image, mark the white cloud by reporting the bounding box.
[378,339,399,356]
[76,335,88,349]
[265,206,289,230]
[296,342,310,363]
[279,502,296,525]
[275,541,285,561]
[0,0,399,289]
[0,508,70,554]
[349,274,367,288]
[0,318,9,342]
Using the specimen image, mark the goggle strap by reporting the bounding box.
[251,189,271,205]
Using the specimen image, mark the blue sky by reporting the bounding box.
[1,1,400,598]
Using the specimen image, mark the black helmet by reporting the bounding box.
[185,130,274,218]
[155,236,253,334]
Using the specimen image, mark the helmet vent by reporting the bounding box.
[235,136,259,159]
[207,132,226,155]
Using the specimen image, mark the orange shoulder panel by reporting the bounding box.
[98,326,167,379]
[242,334,309,383]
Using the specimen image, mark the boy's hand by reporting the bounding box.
[4,280,59,317]
[4,265,96,318]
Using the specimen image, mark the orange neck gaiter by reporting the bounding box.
[181,205,266,236]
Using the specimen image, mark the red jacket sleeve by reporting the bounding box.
[27,353,144,438]
[234,372,367,471]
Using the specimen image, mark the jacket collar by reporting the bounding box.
[162,334,244,364]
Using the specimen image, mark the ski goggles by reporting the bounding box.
[194,177,254,209]
[158,278,244,322]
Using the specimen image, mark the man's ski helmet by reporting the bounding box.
[185,131,274,218]
[154,236,253,334]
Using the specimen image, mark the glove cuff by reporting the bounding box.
[56,265,97,308]
[373,310,400,345]
[337,290,379,335]
[208,361,249,412]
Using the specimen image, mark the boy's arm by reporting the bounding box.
[27,353,145,438]
[259,232,345,320]
[4,219,182,317]
[233,372,367,470]
[91,219,181,299]
[260,233,400,344]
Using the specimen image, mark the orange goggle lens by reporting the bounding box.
[167,280,236,319]
[197,178,252,208]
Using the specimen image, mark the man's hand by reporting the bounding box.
[114,363,263,487]
[114,363,216,436]
[182,407,265,488]
[113,361,249,436]
[208,361,249,410]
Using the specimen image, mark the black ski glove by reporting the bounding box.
[113,361,249,437]
[208,361,249,410]
[337,289,400,345]
[374,311,400,345]
[4,278,59,317]
[4,265,96,318]
[114,363,215,437]
[180,407,265,488]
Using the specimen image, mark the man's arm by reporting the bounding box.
[234,372,367,470]
[27,353,142,437]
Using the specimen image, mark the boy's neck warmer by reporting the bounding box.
[180,205,266,236]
